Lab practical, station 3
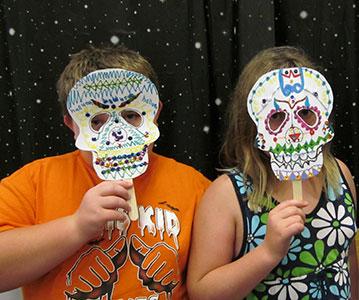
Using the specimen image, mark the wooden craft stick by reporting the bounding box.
[292,180,303,202]
[128,179,139,221]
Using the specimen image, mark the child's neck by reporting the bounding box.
[271,176,323,214]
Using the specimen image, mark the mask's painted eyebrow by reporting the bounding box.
[91,92,141,109]
[274,96,306,109]
[118,92,141,108]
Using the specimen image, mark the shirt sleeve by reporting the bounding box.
[193,170,211,205]
[0,163,37,232]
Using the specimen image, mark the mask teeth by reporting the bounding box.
[273,146,323,168]
[274,164,323,181]
[99,164,147,180]
[97,159,148,178]
[93,145,149,179]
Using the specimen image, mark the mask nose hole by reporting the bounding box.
[109,128,128,143]
[286,127,302,143]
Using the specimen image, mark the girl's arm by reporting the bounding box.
[337,159,358,299]
[187,175,307,300]
[349,239,358,299]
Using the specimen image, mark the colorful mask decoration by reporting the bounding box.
[67,68,160,180]
[247,67,334,181]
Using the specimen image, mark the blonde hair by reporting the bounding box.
[220,46,340,209]
[56,44,158,116]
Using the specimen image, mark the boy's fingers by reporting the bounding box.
[120,180,134,188]
[101,196,131,211]
[96,182,132,199]
[104,209,130,222]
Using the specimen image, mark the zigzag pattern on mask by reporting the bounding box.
[269,132,333,155]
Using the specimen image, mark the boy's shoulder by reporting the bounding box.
[23,150,80,169]
[8,151,80,178]
[0,151,81,188]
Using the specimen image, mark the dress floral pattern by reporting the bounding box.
[229,171,357,300]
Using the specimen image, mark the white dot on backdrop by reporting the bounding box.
[36,99,42,104]
[195,42,202,49]
[215,98,222,106]
[267,26,272,31]
[299,10,308,19]
[353,102,356,106]
[8,28,15,35]
[110,35,120,45]
[203,126,210,133]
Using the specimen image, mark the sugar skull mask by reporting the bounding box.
[67,68,160,180]
[247,67,334,181]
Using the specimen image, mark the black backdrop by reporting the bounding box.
[0,0,358,186]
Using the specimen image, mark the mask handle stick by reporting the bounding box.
[292,180,303,202]
[128,179,139,221]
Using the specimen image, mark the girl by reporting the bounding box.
[187,46,358,299]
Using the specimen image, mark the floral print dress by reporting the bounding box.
[229,171,357,300]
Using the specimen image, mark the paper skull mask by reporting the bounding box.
[247,67,334,181]
[67,68,160,180]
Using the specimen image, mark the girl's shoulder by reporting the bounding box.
[199,173,242,215]
[335,158,357,202]
[205,173,237,199]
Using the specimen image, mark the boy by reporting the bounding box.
[0,45,210,300]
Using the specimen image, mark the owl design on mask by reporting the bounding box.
[67,69,160,180]
[247,67,334,181]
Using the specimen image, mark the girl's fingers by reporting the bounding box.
[277,206,306,222]
[284,222,305,238]
[281,215,304,227]
[274,199,308,211]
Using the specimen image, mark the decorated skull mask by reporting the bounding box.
[247,67,334,181]
[67,68,160,180]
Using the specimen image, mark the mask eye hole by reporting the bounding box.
[268,111,287,132]
[90,113,110,132]
[297,108,318,127]
[121,109,143,127]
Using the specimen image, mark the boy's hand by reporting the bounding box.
[262,199,307,263]
[71,180,133,243]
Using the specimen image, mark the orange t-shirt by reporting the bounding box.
[0,151,210,300]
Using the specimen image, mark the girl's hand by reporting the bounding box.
[262,199,308,262]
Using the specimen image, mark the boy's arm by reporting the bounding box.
[187,175,306,300]
[0,180,132,292]
[0,216,85,291]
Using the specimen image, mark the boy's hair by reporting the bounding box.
[57,44,159,116]
[220,46,340,209]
